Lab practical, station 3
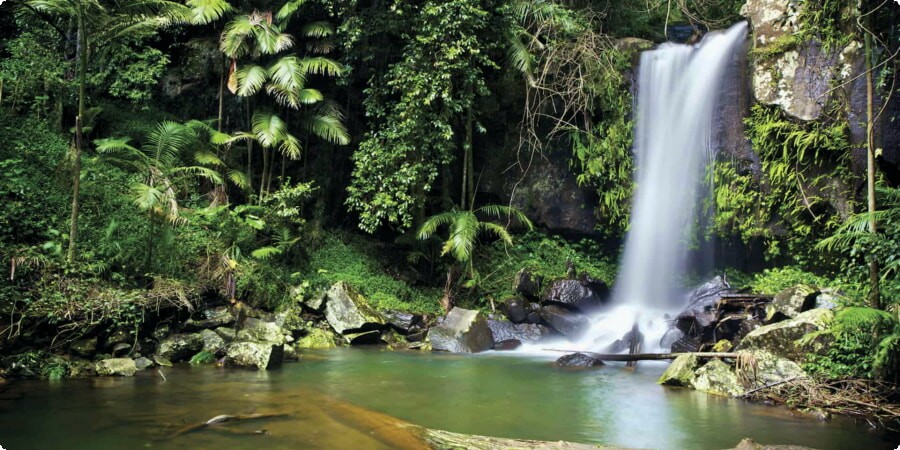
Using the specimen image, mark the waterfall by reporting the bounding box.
[575,22,749,351]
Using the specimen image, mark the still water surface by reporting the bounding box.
[0,348,895,449]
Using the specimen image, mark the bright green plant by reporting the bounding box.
[417,205,533,283]
[804,307,899,381]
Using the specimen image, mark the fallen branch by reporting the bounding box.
[543,350,739,361]
[167,413,287,439]
[741,376,806,398]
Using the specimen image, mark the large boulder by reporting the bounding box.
[224,342,284,370]
[156,333,204,362]
[384,311,425,335]
[542,277,609,313]
[766,285,818,323]
[675,276,734,339]
[295,327,338,349]
[555,353,604,368]
[658,353,700,387]
[198,329,226,353]
[323,282,387,335]
[487,320,548,343]
[512,269,543,301]
[540,305,591,341]
[740,308,833,361]
[94,358,137,377]
[236,318,288,345]
[428,307,494,353]
[741,350,807,389]
[183,306,235,331]
[500,297,531,323]
[692,359,745,397]
[69,337,98,359]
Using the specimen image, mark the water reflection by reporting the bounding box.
[0,349,895,450]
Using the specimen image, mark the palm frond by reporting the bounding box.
[146,121,195,165]
[251,111,288,148]
[132,183,164,211]
[220,15,254,58]
[94,137,142,157]
[227,170,250,189]
[297,88,323,105]
[278,133,302,160]
[235,64,268,97]
[253,23,294,55]
[299,57,344,77]
[186,0,232,25]
[170,166,224,184]
[301,21,334,38]
[303,114,350,145]
[444,212,478,263]
[417,211,461,240]
[275,0,308,22]
[478,221,513,245]
[194,150,224,166]
[476,204,534,230]
[265,56,307,108]
[251,246,282,260]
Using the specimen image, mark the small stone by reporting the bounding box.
[134,357,154,370]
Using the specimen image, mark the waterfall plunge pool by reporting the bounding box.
[0,348,895,450]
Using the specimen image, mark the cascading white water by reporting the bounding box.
[575,22,749,352]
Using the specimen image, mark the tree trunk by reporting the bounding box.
[67,14,87,264]
[864,30,881,310]
[217,57,226,132]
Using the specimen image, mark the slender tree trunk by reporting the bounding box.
[259,147,267,202]
[461,86,475,210]
[67,14,87,264]
[864,31,881,310]
[246,99,253,190]
[217,57,226,132]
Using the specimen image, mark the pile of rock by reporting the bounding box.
[658,281,839,398]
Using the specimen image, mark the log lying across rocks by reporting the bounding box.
[544,350,740,362]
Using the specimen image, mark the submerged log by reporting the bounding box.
[543,350,739,362]
[167,413,287,438]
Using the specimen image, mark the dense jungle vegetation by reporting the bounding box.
[0,0,898,383]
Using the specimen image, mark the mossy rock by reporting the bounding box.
[658,353,699,387]
[692,359,745,397]
[295,328,338,349]
[740,308,833,361]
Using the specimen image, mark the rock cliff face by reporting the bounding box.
[741,0,899,182]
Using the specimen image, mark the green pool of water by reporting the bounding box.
[0,348,895,449]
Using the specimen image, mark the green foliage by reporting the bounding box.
[2,351,72,380]
[302,233,441,314]
[792,0,852,49]
[570,46,639,234]
[804,307,899,381]
[417,204,533,280]
[189,350,216,364]
[472,232,617,304]
[90,34,170,105]
[747,266,837,295]
[817,186,900,305]
[345,0,501,233]
[714,104,852,259]
[0,16,69,119]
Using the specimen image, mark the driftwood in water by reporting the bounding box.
[544,350,740,362]
[422,428,610,449]
[167,413,287,439]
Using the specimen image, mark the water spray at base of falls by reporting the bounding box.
[521,22,748,356]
